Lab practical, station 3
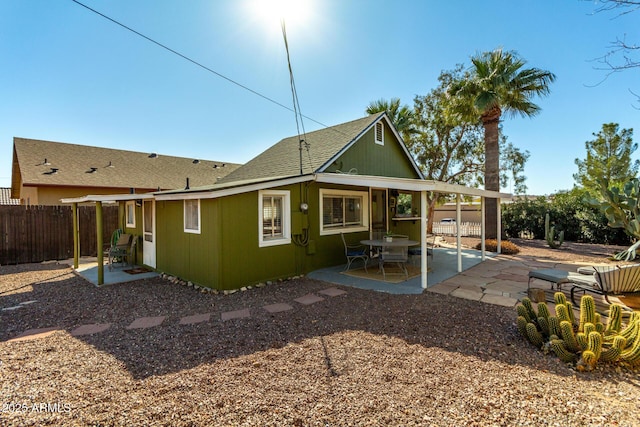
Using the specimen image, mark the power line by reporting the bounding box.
[70,0,334,130]
[280,19,312,174]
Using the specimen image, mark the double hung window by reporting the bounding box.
[259,190,291,247]
[184,199,200,234]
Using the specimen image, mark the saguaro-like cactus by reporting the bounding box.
[545,213,564,249]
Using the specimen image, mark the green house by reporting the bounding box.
[63,112,509,289]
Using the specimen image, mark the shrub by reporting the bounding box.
[475,239,520,254]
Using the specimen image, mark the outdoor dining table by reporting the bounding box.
[360,239,420,248]
[360,239,420,276]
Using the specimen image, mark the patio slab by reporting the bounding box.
[70,323,112,336]
[294,294,325,305]
[308,248,490,295]
[318,287,347,297]
[221,308,251,321]
[179,313,211,325]
[63,258,159,286]
[481,294,519,307]
[126,316,166,329]
[263,303,294,313]
[8,327,61,342]
[450,288,483,301]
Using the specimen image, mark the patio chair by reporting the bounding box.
[341,232,369,272]
[108,233,133,271]
[569,264,640,305]
[104,228,123,252]
[408,234,435,265]
[380,236,409,279]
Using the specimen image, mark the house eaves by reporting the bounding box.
[153,174,315,201]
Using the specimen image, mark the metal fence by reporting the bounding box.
[432,221,482,237]
[0,205,118,265]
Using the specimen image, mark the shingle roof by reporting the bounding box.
[218,113,383,184]
[0,187,20,205]
[12,138,241,191]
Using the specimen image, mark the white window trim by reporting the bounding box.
[319,188,369,236]
[374,121,384,146]
[184,199,201,234]
[125,201,136,228]
[258,190,291,247]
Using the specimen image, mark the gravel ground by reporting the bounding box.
[1,240,639,426]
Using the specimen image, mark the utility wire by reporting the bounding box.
[71,0,335,131]
[280,18,312,174]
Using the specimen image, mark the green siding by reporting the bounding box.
[146,122,425,290]
[323,126,420,179]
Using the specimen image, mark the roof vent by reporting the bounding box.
[86,167,98,174]
[149,153,158,158]
[107,161,114,168]
[213,164,218,169]
[193,159,200,164]
[222,163,226,167]
[43,158,51,166]
[44,168,59,175]
[185,177,190,190]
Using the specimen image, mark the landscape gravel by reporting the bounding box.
[1,240,639,426]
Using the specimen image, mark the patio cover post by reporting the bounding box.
[96,201,104,286]
[456,194,462,273]
[421,190,427,289]
[72,202,79,269]
[480,197,486,261]
[496,199,501,254]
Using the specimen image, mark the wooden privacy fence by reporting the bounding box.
[0,205,119,265]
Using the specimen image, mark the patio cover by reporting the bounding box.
[62,174,511,287]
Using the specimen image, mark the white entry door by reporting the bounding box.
[143,200,156,268]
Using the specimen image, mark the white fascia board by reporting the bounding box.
[154,175,313,201]
[314,173,511,199]
[60,193,155,204]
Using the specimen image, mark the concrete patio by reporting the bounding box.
[60,257,159,286]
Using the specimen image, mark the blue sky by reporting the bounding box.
[1,0,638,195]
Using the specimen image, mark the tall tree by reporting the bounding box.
[451,48,555,238]
[501,140,530,194]
[593,0,640,72]
[574,123,638,194]
[591,0,640,104]
[366,66,529,232]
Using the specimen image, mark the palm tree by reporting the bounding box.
[366,98,416,141]
[453,48,555,238]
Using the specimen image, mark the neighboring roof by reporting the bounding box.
[12,137,241,192]
[218,113,394,183]
[0,187,20,205]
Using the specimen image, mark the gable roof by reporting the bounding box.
[12,137,241,193]
[218,112,421,184]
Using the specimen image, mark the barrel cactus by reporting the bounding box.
[516,292,640,371]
